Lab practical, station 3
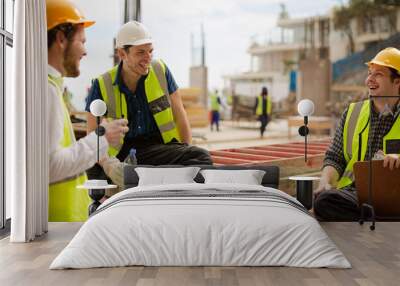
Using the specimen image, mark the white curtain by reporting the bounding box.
[8,0,48,242]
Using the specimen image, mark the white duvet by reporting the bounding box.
[50,183,351,269]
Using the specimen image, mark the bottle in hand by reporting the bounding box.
[124,148,137,165]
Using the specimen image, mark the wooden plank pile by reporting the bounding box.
[180,88,208,128]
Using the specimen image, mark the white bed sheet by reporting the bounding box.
[50,183,351,269]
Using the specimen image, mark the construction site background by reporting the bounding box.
[68,1,400,197]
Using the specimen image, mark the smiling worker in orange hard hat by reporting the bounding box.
[46,0,128,222]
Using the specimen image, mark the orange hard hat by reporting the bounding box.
[46,0,95,30]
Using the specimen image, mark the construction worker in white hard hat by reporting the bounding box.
[85,21,212,192]
[46,0,128,222]
[314,47,400,221]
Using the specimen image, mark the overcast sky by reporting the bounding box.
[67,0,343,109]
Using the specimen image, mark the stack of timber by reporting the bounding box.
[71,111,88,140]
[180,87,208,128]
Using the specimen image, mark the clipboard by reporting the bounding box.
[353,160,400,218]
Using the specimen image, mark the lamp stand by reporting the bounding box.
[96,117,100,163]
[304,116,308,162]
[88,188,105,215]
[298,116,310,162]
[359,98,376,231]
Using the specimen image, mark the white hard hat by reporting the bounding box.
[116,21,153,48]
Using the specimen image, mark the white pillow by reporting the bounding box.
[200,169,266,185]
[135,167,201,186]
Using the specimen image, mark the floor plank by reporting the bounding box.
[0,222,399,286]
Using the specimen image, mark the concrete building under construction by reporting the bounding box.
[224,5,400,119]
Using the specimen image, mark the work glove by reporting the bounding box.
[99,156,125,187]
[101,118,129,149]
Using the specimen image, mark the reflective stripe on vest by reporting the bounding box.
[256,95,272,115]
[210,94,220,111]
[338,100,400,189]
[48,75,91,222]
[98,59,180,157]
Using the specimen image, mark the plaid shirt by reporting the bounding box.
[324,101,400,185]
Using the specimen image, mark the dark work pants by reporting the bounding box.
[210,111,220,131]
[259,115,269,136]
[313,189,360,221]
[136,141,213,165]
[87,141,213,181]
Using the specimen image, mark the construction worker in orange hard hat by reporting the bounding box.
[313,47,400,222]
[46,0,128,222]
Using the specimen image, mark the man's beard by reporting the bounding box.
[63,42,80,78]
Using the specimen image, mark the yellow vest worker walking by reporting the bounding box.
[314,47,400,221]
[209,89,221,132]
[46,0,128,221]
[254,87,272,138]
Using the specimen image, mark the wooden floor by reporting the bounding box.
[0,222,399,286]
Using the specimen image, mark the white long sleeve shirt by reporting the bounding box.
[48,65,108,184]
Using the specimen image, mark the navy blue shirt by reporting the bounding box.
[85,62,179,139]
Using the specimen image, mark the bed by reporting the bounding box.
[50,165,350,269]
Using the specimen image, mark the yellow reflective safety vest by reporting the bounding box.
[97,59,180,157]
[48,75,91,222]
[337,100,400,189]
[210,93,220,111]
[256,95,272,115]
[227,95,233,105]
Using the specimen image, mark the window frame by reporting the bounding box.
[0,0,14,235]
